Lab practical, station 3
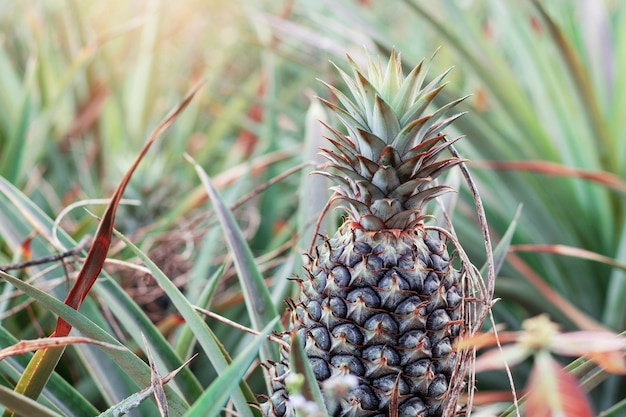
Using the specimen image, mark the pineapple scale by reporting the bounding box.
[264,222,463,417]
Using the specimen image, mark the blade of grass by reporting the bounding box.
[297,98,332,251]
[113,230,258,417]
[510,244,626,272]
[0,44,36,184]
[0,63,33,184]
[0,386,63,417]
[184,318,278,417]
[4,345,64,417]
[599,397,626,417]
[93,276,204,403]
[185,153,280,362]
[98,355,197,417]
[600,223,626,403]
[603,222,626,330]
[174,265,224,359]
[0,270,189,416]
[0,326,99,417]
[474,160,626,195]
[184,226,225,305]
[530,0,615,174]
[124,0,159,141]
[0,48,21,137]
[480,205,522,280]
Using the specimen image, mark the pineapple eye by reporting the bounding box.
[362,344,400,366]
[332,323,365,345]
[398,397,427,417]
[432,337,452,358]
[424,272,441,296]
[364,313,399,337]
[305,300,322,322]
[346,287,381,308]
[331,266,351,286]
[426,309,451,331]
[331,354,365,375]
[347,385,378,410]
[398,329,429,350]
[308,326,331,350]
[373,374,409,395]
[404,358,432,378]
[323,297,347,318]
[427,374,449,398]
[446,286,462,309]
[354,241,372,254]
[310,357,331,381]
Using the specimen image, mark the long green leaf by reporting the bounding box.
[186,155,280,362]
[0,326,98,417]
[113,230,258,417]
[0,386,63,417]
[0,270,189,416]
[174,265,224,359]
[480,204,522,279]
[4,347,64,417]
[93,278,204,403]
[184,318,278,417]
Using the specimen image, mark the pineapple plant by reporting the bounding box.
[262,52,484,417]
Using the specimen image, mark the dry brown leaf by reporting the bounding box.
[0,337,121,361]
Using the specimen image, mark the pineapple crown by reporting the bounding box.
[317,51,467,231]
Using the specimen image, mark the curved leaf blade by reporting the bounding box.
[184,318,278,417]
[186,154,280,362]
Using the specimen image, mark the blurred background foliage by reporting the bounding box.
[0,0,625,415]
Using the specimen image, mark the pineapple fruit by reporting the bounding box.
[263,52,475,417]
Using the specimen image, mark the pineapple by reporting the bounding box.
[263,52,476,417]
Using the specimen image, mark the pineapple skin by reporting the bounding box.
[262,52,471,417]
[265,225,462,417]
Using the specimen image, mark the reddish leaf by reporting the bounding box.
[474,345,531,373]
[475,160,626,194]
[53,82,203,338]
[0,337,121,361]
[470,390,516,404]
[524,352,594,417]
[551,331,626,356]
[18,233,35,261]
[510,244,626,273]
[586,350,626,375]
[455,329,519,350]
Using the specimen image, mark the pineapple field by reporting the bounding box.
[0,1,625,417]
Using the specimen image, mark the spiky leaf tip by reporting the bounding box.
[319,50,466,230]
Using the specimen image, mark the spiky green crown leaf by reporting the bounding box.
[318,51,466,230]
